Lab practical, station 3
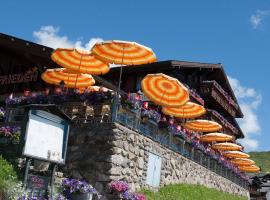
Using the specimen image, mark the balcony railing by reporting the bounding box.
[200,81,238,117]
[184,84,205,106]
[1,92,249,189]
[189,88,205,106]
[202,81,238,109]
[129,87,205,106]
[114,105,249,189]
[207,109,239,135]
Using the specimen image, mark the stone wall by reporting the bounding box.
[64,123,115,199]
[64,122,250,199]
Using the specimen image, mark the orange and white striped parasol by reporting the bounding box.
[211,142,242,151]
[222,151,250,159]
[91,40,157,65]
[41,68,95,88]
[230,158,255,166]
[51,48,109,75]
[238,165,260,173]
[162,102,206,118]
[183,120,222,132]
[199,133,233,142]
[141,73,189,107]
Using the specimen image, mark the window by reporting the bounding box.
[146,152,162,187]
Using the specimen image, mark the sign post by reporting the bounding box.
[21,107,70,198]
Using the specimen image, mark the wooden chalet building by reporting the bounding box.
[103,60,244,140]
[0,33,250,199]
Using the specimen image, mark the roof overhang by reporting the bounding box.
[0,33,55,70]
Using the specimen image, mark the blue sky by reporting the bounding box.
[1,1,270,151]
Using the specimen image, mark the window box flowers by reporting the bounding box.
[0,125,21,145]
[62,178,99,200]
[109,181,146,200]
[109,180,129,193]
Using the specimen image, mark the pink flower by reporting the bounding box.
[137,194,146,200]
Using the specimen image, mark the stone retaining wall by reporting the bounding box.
[64,123,249,199]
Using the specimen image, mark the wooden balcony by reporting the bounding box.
[199,81,241,118]
[206,109,244,139]
[189,89,205,106]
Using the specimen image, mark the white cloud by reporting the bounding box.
[33,25,103,50]
[33,26,121,68]
[241,138,259,151]
[228,77,262,109]
[238,103,260,134]
[250,10,270,29]
[228,76,262,151]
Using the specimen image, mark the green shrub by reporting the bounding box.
[0,155,19,199]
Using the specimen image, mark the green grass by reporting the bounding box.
[249,151,270,173]
[141,184,248,200]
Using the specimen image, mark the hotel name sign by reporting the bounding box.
[0,68,38,85]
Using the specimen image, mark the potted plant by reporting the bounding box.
[62,178,99,200]
[0,126,9,145]
[0,126,20,145]
[109,180,129,194]
[108,181,146,200]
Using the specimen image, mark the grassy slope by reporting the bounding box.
[142,184,247,200]
[249,151,270,173]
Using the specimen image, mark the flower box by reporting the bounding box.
[70,192,93,200]
[62,178,99,200]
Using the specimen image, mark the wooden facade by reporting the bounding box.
[0,33,245,139]
[103,61,244,138]
[0,33,55,98]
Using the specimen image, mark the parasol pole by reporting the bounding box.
[117,45,125,94]
[116,46,125,105]
[74,53,84,89]
[113,46,125,121]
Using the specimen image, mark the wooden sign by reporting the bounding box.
[0,68,38,85]
[26,174,50,198]
[23,109,69,164]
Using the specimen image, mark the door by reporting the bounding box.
[146,152,162,187]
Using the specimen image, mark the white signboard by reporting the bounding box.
[23,110,69,164]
